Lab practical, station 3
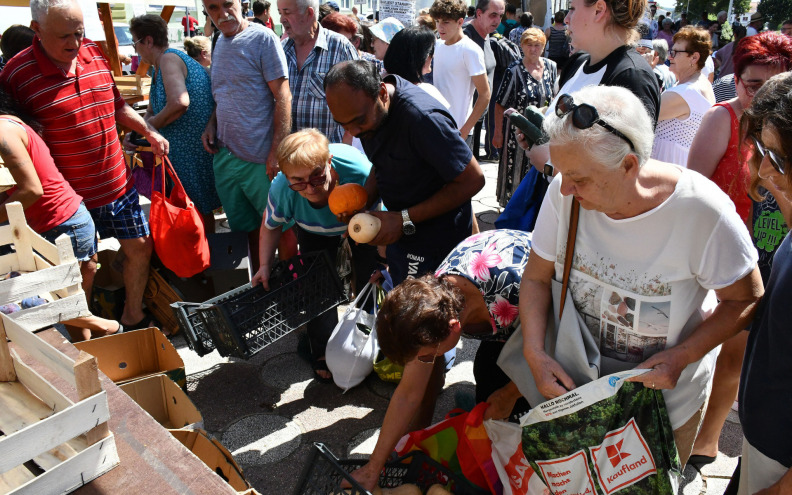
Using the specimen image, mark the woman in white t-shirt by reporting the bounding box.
[651,26,715,167]
[519,85,762,467]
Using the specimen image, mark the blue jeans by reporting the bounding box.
[41,203,98,261]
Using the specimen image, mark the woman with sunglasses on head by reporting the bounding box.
[349,228,531,491]
[251,129,378,382]
[521,0,661,169]
[650,26,715,167]
[683,31,792,468]
[520,85,762,467]
[736,72,792,495]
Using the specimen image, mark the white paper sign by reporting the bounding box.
[378,0,414,27]
[79,0,105,41]
[131,0,148,18]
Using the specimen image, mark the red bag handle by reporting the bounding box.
[465,402,490,428]
[151,155,188,197]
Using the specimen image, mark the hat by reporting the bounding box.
[750,12,764,23]
[369,17,405,44]
[324,1,340,11]
[637,39,653,50]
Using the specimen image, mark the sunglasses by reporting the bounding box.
[555,94,636,151]
[416,342,441,365]
[752,135,787,175]
[288,168,328,191]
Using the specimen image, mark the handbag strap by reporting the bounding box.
[558,197,580,318]
[150,155,183,195]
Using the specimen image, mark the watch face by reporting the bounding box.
[403,222,416,235]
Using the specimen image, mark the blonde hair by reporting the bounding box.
[183,36,211,58]
[276,129,331,175]
[521,27,546,46]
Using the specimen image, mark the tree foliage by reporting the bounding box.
[672,0,751,22]
[758,0,792,30]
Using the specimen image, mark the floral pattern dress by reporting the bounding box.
[434,229,531,342]
[149,49,221,214]
[495,58,557,207]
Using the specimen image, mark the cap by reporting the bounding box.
[324,1,340,11]
[637,39,653,50]
[369,17,405,44]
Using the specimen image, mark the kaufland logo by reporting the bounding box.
[590,418,657,494]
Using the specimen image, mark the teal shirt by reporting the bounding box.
[264,144,371,235]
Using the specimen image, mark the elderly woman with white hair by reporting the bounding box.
[518,84,763,466]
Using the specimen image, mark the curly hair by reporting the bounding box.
[428,0,467,21]
[672,26,711,70]
[742,73,792,201]
[376,274,464,365]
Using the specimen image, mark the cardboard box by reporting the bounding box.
[120,375,202,429]
[206,232,251,296]
[169,428,250,492]
[74,327,186,388]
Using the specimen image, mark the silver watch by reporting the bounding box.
[401,209,416,235]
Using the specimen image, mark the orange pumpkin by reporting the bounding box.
[328,183,368,216]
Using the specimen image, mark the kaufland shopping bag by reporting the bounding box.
[484,370,682,495]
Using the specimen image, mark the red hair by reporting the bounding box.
[734,31,792,80]
[321,12,357,35]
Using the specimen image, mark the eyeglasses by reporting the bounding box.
[668,49,694,58]
[288,168,328,191]
[131,38,143,47]
[752,135,787,175]
[555,94,636,151]
[416,342,441,365]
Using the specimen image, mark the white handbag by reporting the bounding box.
[325,282,379,392]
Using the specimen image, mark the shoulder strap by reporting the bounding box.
[558,197,579,318]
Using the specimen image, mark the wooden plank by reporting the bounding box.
[0,167,16,194]
[0,312,14,382]
[136,5,175,77]
[0,466,35,493]
[0,263,81,306]
[74,352,111,445]
[28,231,59,267]
[13,353,73,413]
[0,314,77,387]
[6,203,35,273]
[0,224,14,248]
[0,251,20,274]
[0,391,109,473]
[7,294,90,331]
[98,4,122,76]
[8,435,119,495]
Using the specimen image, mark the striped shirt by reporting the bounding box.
[0,38,131,209]
[282,25,358,143]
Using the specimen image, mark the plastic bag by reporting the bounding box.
[325,282,379,392]
[485,370,682,495]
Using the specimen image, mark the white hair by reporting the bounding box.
[296,0,319,21]
[544,85,654,168]
[31,0,79,22]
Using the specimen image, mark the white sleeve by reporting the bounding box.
[695,209,758,290]
[530,175,562,262]
[465,41,487,78]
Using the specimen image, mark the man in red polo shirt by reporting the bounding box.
[1,0,169,331]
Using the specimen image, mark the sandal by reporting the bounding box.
[312,357,334,384]
[123,311,160,332]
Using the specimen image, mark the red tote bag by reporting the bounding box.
[149,157,211,277]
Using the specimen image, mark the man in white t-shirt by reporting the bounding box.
[429,0,490,148]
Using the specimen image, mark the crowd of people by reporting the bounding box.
[0,0,791,493]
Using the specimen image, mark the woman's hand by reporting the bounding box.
[628,347,689,390]
[484,381,521,420]
[492,130,504,150]
[524,349,576,399]
[343,463,380,492]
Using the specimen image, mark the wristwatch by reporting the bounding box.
[401,209,416,235]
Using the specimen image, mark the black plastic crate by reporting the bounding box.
[171,300,216,356]
[295,443,490,495]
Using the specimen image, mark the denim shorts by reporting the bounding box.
[89,188,150,240]
[41,203,98,261]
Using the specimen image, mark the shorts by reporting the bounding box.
[89,188,150,240]
[41,203,98,261]
[213,147,271,232]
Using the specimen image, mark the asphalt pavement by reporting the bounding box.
[171,158,742,494]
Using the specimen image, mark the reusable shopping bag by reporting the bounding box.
[485,370,682,495]
[395,403,504,494]
[494,166,549,232]
[325,282,380,392]
[149,156,211,278]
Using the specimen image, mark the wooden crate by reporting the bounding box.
[143,268,182,336]
[113,74,151,97]
[0,203,91,331]
[0,167,16,193]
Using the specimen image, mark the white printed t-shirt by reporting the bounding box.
[531,168,757,429]
[432,36,486,134]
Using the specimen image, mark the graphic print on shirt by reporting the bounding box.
[568,252,671,363]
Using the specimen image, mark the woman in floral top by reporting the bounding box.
[351,230,532,489]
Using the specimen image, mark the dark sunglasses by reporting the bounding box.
[752,135,786,175]
[288,169,328,191]
[555,94,636,151]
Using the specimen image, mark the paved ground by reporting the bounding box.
[169,158,741,494]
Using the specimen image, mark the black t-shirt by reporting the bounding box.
[752,191,789,284]
[559,45,661,127]
[739,232,792,468]
[361,75,474,255]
